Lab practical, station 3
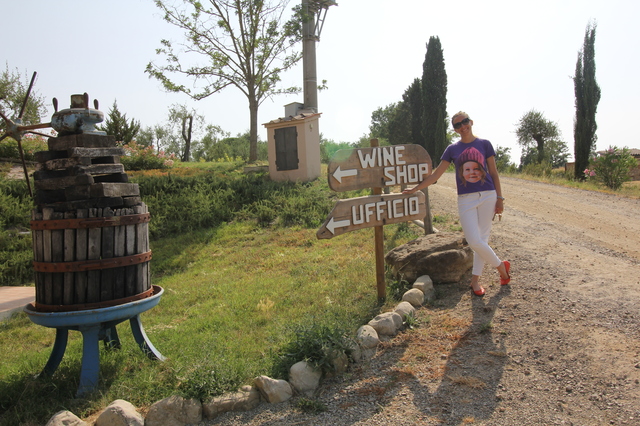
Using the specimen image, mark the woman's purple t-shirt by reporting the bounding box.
[441,138,496,195]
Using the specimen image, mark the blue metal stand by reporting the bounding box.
[24,286,164,397]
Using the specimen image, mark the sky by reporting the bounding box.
[3,0,639,165]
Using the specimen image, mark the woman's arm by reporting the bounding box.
[486,156,504,213]
[402,160,451,194]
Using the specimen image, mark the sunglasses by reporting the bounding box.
[453,117,471,129]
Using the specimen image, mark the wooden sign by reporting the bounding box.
[317,191,426,239]
[327,144,432,192]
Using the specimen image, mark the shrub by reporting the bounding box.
[521,161,552,177]
[584,146,638,190]
[0,135,48,161]
[120,141,178,171]
[271,321,354,379]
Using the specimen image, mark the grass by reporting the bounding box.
[0,216,422,425]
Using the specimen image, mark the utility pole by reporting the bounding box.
[301,0,337,112]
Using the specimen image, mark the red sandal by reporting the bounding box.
[471,285,485,297]
[500,261,511,285]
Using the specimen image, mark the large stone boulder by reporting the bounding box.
[385,232,473,283]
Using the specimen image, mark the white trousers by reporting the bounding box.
[457,190,502,276]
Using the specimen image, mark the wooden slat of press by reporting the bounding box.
[134,204,145,295]
[42,208,53,305]
[63,211,75,305]
[87,208,101,303]
[51,211,64,305]
[75,209,88,304]
[125,207,136,297]
[32,210,44,304]
[113,208,126,299]
[100,207,115,302]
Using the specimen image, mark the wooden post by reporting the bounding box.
[423,188,434,234]
[370,139,386,301]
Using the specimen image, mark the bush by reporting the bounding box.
[0,178,33,285]
[521,161,552,177]
[584,146,638,190]
[271,320,354,379]
[120,141,178,170]
[0,136,48,161]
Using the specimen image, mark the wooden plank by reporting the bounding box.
[48,134,116,150]
[134,204,145,294]
[74,164,125,175]
[86,208,101,303]
[75,209,88,304]
[67,147,125,158]
[327,144,432,192]
[316,192,427,240]
[40,157,91,171]
[42,208,53,305]
[34,150,66,163]
[100,207,115,302]
[63,211,75,305]
[34,173,94,191]
[113,209,126,299]
[32,210,44,305]
[90,183,139,198]
[51,211,64,305]
[124,208,136,296]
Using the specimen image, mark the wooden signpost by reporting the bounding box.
[318,140,432,299]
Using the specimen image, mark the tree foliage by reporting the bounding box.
[422,36,448,162]
[515,109,563,164]
[146,0,304,162]
[97,100,141,143]
[573,21,601,180]
[0,64,47,130]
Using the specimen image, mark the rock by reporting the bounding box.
[145,395,202,426]
[402,288,425,307]
[356,325,380,349]
[45,411,88,426]
[289,361,322,396]
[327,349,349,376]
[413,275,436,302]
[254,375,293,403]
[202,386,261,419]
[385,232,473,283]
[394,301,416,320]
[345,339,363,363]
[96,400,143,426]
[368,311,403,336]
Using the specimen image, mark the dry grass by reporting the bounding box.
[446,374,487,389]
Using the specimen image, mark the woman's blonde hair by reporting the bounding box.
[451,111,470,126]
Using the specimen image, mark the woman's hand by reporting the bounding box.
[402,187,416,195]
[495,198,504,215]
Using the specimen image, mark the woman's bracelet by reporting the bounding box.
[497,196,505,200]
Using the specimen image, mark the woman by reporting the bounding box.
[403,111,510,296]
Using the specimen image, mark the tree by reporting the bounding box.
[165,104,206,161]
[405,78,423,146]
[0,64,47,130]
[515,109,563,164]
[519,139,570,168]
[98,100,140,143]
[422,36,448,162]
[573,21,601,180]
[146,0,303,162]
[369,103,397,142]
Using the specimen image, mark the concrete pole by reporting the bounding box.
[302,0,318,112]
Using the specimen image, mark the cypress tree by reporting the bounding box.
[573,22,601,180]
[422,36,448,162]
[406,78,423,147]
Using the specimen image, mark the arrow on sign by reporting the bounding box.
[326,217,351,235]
[332,166,358,183]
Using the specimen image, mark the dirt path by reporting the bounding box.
[208,173,640,426]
